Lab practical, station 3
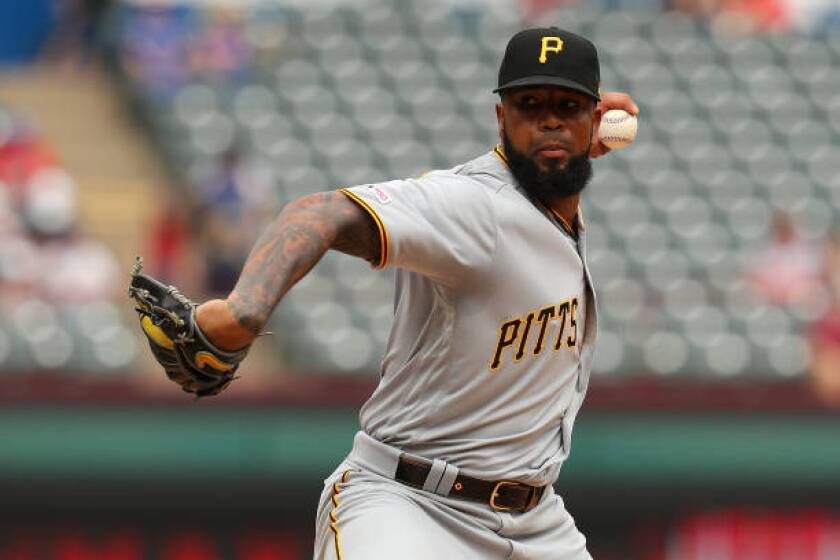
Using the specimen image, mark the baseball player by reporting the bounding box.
[129,27,638,559]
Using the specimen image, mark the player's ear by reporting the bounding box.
[495,101,504,139]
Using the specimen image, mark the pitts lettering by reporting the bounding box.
[489,297,579,371]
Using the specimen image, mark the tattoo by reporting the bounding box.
[227,191,381,334]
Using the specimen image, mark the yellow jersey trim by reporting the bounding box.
[549,208,582,238]
[492,144,509,167]
[328,469,354,560]
[338,188,390,269]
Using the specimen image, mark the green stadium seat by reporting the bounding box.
[765,333,810,377]
[173,83,219,126]
[278,164,331,195]
[666,37,718,77]
[189,113,236,157]
[600,276,647,323]
[288,87,339,123]
[745,145,791,186]
[628,220,671,257]
[601,193,651,236]
[725,36,778,78]
[325,325,376,372]
[685,306,731,350]
[274,59,324,93]
[256,135,312,168]
[651,11,703,46]
[232,85,278,127]
[343,165,389,187]
[784,40,834,86]
[330,60,385,95]
[702,331,751,376]
[588,246,630,284]
[590,328,627,375]
[592,11,647,44]
[625,142,674,185]
[643,329,691,375]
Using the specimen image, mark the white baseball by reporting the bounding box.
[599,109,638,149]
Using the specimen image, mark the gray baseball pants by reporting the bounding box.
[313,431,591,560]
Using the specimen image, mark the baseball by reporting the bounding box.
[599,109,638,149]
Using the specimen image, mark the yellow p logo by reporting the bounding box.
[539,37,564,63]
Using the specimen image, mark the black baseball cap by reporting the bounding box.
[494,27,600,101]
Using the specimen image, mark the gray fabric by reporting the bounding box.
[349,430,400,478]
[343,150,598,486]
[347,430,461,497]
[313,460,593,560]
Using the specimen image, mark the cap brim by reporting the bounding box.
[493,76,600,100]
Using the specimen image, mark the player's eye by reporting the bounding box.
[558,100,580,111]
[518,96,541,110]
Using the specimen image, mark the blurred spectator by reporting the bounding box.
[520,0,580,22]
[723,0,790,32]
[114,3,260,100]
[0,106,121,305]
[117,4,199,100]
[670,0,791,33]
[670,0,840,33]
[822,227,840,301]
[745,211,822,307]
[787,0,840,33]
[145,205,191,283]
[22,166,78,238]
[195,148,252,296]
[809,305,840,407]
[190,7,253,87]
[190,149,280,297]
[40,233,121,303]
[0,112,59,200]
[669,0,724,17]
[40,0,111,69]
[0,188,41,304]
[808,230,840,407]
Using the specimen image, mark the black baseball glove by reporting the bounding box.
[128,257,249,397]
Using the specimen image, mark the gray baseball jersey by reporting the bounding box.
[340,148,597,484]
[315,147,598,559]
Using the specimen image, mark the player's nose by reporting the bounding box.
[538,111,567,131]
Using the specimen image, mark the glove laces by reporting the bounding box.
[167,285,194,309]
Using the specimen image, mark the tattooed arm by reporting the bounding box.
[194,191,381,351]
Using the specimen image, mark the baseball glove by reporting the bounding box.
[128,257,249,397]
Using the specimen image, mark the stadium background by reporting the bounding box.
[2,0,840,558]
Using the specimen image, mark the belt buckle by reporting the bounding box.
[489,480,521,512]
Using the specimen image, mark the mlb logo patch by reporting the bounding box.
[367,185,392,205]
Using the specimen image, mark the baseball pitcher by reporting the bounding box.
[129,27,638,559]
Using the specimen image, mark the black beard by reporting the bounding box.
[502,131,593,206]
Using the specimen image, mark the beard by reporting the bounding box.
[502,130,593,206]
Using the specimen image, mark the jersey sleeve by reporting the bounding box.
[339,173,497,287]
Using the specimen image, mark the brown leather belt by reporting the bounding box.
[395,455,546,513]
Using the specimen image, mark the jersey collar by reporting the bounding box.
[492,144,586,235]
